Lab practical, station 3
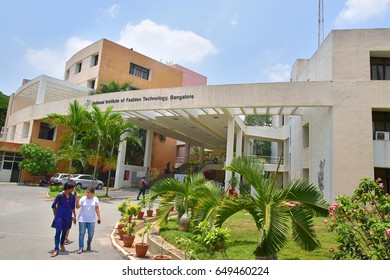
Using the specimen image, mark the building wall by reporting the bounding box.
[173,64,207,86]
[65,38,184,91]
[151,134,177,175]
[65,39,103,88]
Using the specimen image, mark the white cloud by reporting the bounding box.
[231,14,239,27]
[117,19,219,64]
[336,0,390,23]
[263,64,291,82]
[25,20,218,77]
[26,37,92,78]
[101,4,121,19]
[26,48,65,78]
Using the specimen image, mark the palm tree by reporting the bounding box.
[103,118,141,196]
[85,104,122,188]
[215,156,329,259]
[45,100,88,177]
[150,173,222,232]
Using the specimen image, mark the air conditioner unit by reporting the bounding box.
[376,131,390,140]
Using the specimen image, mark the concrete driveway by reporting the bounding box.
[0,183,138,260]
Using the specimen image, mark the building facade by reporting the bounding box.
[2,29,390,202]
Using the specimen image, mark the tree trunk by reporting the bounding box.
[178,214,190,232]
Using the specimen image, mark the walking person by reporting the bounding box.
[76,186,101,254]
[51,181,76,257]
[137,176,147,200]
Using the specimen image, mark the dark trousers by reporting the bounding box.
[137,187,146,199]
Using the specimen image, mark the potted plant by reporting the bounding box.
[126,204,141,220]
[118,198,132,217]
[137,196,147,219]
[117,214,129,240]
[153,239,172,260]
[135,221,152,258]
[122,221,137,247]
[145,194,155,217]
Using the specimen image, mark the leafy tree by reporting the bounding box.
[103,118,141,196]
[0,91,9,128]
[45,100,88,177]
[328,177,390,260]
[90,80,137,95]
[19,143,59,175]
[85,104,123,188]
[244,115,272,156]
[215,156,329,259]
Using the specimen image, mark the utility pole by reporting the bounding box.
[318,0,324,47]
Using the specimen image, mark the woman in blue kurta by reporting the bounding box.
[51,182,76,257]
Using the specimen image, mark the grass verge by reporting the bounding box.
[159,211,335,260]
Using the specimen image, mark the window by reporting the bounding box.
[22,122,30,138]
[75,62,82,73]
[371,57,390,80]
[372,111,390,139]
[88,79,96,89]
[303,123,309,148]
[91,54,99,67]
[38,122,55,140]
[129,63,150,80]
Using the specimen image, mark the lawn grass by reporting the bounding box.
[48,189,108,199]
[159,211,335,260]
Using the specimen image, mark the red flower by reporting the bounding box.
[386,229,390,238]
[329,247,334,253]
[329,204,338,212]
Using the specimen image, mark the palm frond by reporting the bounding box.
[289,207,321,251]
[150,177,189,199]
[193,181,224,224]
[284,179,329,216]
[254,207,290,257]
[215,197,247,227]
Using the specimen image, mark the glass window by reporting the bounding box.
[90,54,99,67]
[38,122,55,140]
[129,63,150,80]
[371,57,390,80]
[3,162,12,169]
[75,62,82,73]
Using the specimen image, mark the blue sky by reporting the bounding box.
[1,0,390,95]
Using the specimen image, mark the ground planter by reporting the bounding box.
[118,226,125,240]
[146,210,153,217]
[137,211,145,219]
[153,255,172,260]
[122,234,135,247]
[135,243,149,258]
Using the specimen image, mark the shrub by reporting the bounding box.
[328,177,390,260]
[193,221,230,253]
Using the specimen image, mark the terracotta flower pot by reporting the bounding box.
[135,243,149,258]
[153,255,172,260]
[137,211,145,219]
[118,226,125,240]
[146,210,153,217]
[122,234,135,247]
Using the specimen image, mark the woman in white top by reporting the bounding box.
[76,186,101,254]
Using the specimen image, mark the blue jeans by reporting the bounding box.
[78,222,95,250]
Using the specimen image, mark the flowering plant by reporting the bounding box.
[327,177,390,259]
